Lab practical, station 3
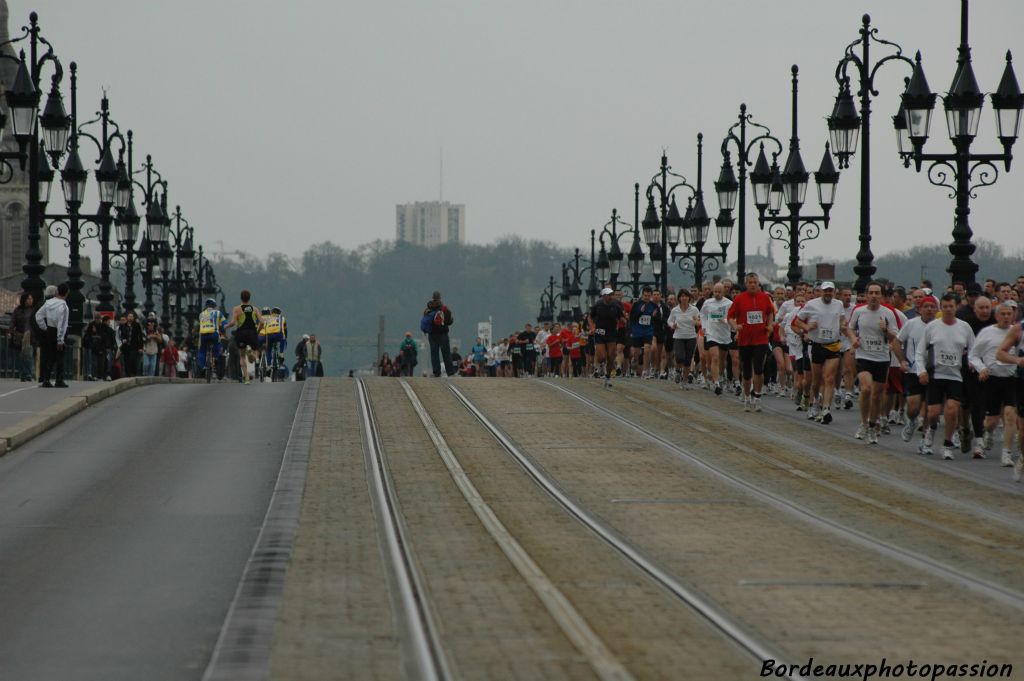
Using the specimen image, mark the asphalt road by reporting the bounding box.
[0,381,303,681]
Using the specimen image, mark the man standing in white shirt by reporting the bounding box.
[915,293,976,459]
[34,283,70,388]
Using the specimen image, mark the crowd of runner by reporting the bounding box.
[415,273,1024,483]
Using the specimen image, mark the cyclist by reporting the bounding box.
[264,306,288,379]
[197,298,226,380]
[226,289,262,384]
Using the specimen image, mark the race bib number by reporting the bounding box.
[595,328,606,336]
[819,327,835,340]
[512,347,521,354]
[938,350,960,367]
[525,344,535,351]
[746,311,764,325]
[863,337,885,352]
[639,314,652,326]
[572,342,581,349]
[709,312,725,321]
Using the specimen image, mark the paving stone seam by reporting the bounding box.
[356,378,452,681]
[400,380,636,681]
[632,377,1024,516]
[201,378,318,681]
[545,380,1024,613]
[445,381,801,677]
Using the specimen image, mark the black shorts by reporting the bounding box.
[662,335,674,353]
[927,378,964,405]
[616,328,628,345]
[705,339,733,351]
[985,376,1017,415]
[631,334,654,348]
[235,328,259,350]
[794,355,810,373]
[674,338,697,366]
[856,358,890,384]
[738,344,769,379]
[593,327,617,345]
[903,372,925,397]
[811,342,841,364]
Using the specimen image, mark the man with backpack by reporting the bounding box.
[421,290,455,377]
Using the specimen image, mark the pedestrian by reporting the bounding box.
[378,352,392,376]
[34,283,70,388]
[398,331,418,376]
[142,319,162,376]
[83,313,108,381]
[306,334,322,377]
[162,338,179,377]
[421,290,455,377]
[10,292,35,382]
[119,312,144,377]
[176,341,191,379]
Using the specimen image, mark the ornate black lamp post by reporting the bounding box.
[595,207,632,291]
[826,14,914,293]
[164,206,195,343]
[556,264,572,324]
[716,105,783,281]
[537,274,555,324]
[896,0,1023,286]
[563,245,597,322]
[0,13,76,309]
[644,134,733,290]
[758,65,841,285]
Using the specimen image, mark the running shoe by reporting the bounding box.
[660,371,668,380]
[982,430,994,451]
[895,411,907,426]
[868,425,880,445]
[734,384,742,396]
[1001,449,1014,467]
[972,438,985,459]
[807,405,820,421]
[952,430,961,448]
[942,445,956,461]
[919,429,935,456]
[843,394,854,410]
[714,384,723,396]
[880,420,891,435]
[1014,457,1023,482]
[820,407,832,424]
[753,397,762,413]
[901,419,916,442]
[855,423,868,440]
[834,392,842,407]
[743,396,751,413]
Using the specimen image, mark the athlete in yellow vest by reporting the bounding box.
[197,299,226,373]
[264,306,287,376]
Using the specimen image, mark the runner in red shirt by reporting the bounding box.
[727,272,776,411]
[545,323,565,377]
[559,323,574,378]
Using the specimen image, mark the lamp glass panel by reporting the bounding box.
[906,108,933,139]
[817,180,837,207]
[99,178,116,205]
[717,186,738,211]
[44,126,69,157]
[945,106,982,139]
[995,107,1023,139]
[609,258,622,276]
[752,181,769,207]
[769,184,785,213]
[896,126,912,155]
[10,106,34,139]
[782,181,807,207]
[717,222,733,247]
[39,177,51,204]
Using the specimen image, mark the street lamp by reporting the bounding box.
[537,274,555,324]
[896,0,1023,286]
[716,104,783,281]
[826,14,914,293]
[758,65,841,285]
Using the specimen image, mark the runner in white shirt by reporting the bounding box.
[847,282,900,444]
[783,293,809,409]
[969,302,1018,463]
[667,290,701,387]
[795,281,846,424]
[535,324,551,377]
[915,294,976,459]
[838,287,857,409]
[893,295,938,442]
[699,283,733,395]
[995,306,1024,481]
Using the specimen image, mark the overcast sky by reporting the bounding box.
[20,0,1024,269]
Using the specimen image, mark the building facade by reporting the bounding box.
[0,0,42,282]
[395,201,465,247]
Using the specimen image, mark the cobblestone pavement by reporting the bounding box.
[267,377,1024,679]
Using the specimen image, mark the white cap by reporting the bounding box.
[820,281,836,290]
[600,287,613,295]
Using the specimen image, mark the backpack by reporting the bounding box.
[433,309,445,326]
[420,312,434,334]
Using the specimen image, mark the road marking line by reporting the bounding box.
[0,385,37,399]
[401,381,636,681]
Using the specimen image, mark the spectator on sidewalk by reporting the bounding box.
[142,319,162,376]
[161,338,179,377]
[83,313,111,381]
[118,312,144,377]
[422,290,455,377]
[306,334,322,377]
[10,292,35,382]
[35,284,69,388]
[398,331,418,376]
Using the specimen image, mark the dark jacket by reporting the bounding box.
[10,305,34,348]
[423,300,454,336]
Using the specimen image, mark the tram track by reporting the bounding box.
[544,379,1024,613]
[444,381,806,681]
[355,378,453,681]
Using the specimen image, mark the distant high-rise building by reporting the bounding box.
[0,0,43,281]
[395,201,465,247]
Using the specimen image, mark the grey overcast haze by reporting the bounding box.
[22,0,1024,267]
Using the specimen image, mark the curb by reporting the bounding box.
[0,376,200,456]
